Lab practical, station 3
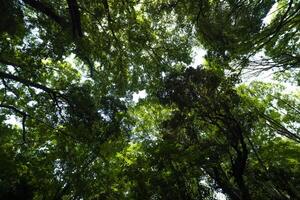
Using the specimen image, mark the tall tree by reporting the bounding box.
[0,0,299,199]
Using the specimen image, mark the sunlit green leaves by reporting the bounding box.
[1,0,300,199]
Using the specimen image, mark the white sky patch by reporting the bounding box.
[133,90,147,102]
[134,0,143,11]
[7,65,16,73]
[215,192,227,200]
[262,2,279,26]
[4,115,21,127]
[64,53,76,65]
[242,51,300,94]
[191,47,207,68]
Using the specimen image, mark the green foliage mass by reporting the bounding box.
[0,0,299,199]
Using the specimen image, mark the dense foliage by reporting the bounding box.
[0,0,299,199]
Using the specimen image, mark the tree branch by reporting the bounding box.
[0,71,55,94]
[0,104,28,143]
[66,0,83,38]
[23,0,67,27]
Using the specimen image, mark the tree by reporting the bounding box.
[1,0,299,199]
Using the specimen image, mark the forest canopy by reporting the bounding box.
[0,0,300,199]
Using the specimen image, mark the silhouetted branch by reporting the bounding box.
[23,0,67,27]
[0,71,55,94]
[67,0,83,38]
[0,104,28,143]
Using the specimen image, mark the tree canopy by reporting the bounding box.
[0,0,300,199]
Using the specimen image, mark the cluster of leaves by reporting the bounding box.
[0,0,299,199]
